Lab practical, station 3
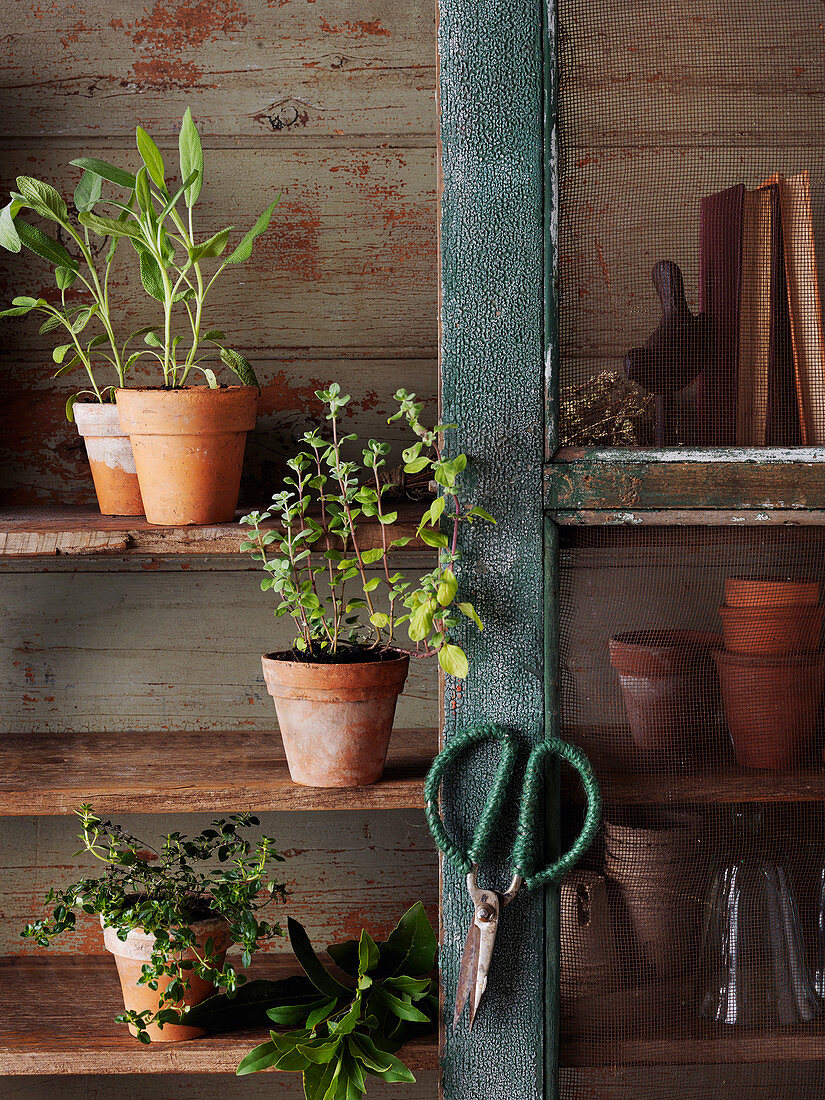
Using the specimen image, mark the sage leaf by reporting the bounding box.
[189,226,231,261]
[55,265,78,290]
[219,347,259,386]
[138,248,165,302]
[73,170,102,213]
[17,221,78,269]
[136,126,165,188]
[0,202,21,252]
[79,212,142,242]
[70,157,137,190]
[225,198,279,264]
[178,107,203,208]
[15,176,68,222]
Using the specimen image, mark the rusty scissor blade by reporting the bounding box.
[453,921,481,1029]
[468,906,499,1031]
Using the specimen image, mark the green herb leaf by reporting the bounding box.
[225,198,279,264]
[288,918,351,1000]
[379,902,437,976]
[136,126,165,189]
[219,347,259,387]
[189,226,232,261]
[357,930,379,976]
[55,265,78,290]
[65,392,79,422]
[70,158,137,190]
[17,221,78,269]
[137,248,165,302]
[361,548,384,565]
[79,212,142,242]
[372,984,429,1022]
[438,643,469,679]
[73,169,103,213]
[457,601,483,630]
[178,107,204,208]
[15,176,68,222]
[436,566,458,607]
[0,201,21,252]
[418,527,448,549]
[237,1039,281,1075]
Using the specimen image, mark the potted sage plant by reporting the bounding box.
[0,172,144,514]
[21,805,288,1043]
[71,109,278,525]
[240,384,494,787]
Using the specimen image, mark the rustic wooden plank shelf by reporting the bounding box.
[561,979,825,1067]
[2,955,438,1075]
[546,447,825,514]
[0,729,436,815]
[0,506,428,558]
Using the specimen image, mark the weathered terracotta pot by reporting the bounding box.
[718,605,824,656]
[261,650,410,787]
[560,869,617,1004]
[115,386,257,525]
[724,576,820,609]
[714,649,825,769]
[73,402,143,516]
[102,916,229,1042]
[608,630,722,762]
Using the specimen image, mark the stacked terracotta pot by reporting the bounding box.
[714,577,825,769]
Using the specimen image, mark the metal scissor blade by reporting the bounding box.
[468,911,498,1031]
[453,921,480,1029]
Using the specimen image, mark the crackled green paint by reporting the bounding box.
[438,0,550,1097]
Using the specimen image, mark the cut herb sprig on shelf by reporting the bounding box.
[240,383,495,678]
[21,804,288,1043]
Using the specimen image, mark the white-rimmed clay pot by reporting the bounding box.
[261,649,410,787]
[73,402,143,516]
[101,916,229,1042]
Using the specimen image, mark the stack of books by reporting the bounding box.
[698,171,825,446]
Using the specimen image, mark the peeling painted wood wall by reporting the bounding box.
[558,0,825,387]
[0,2,438,1095]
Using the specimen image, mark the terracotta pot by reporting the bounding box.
[560,869,616,1002]
[718,605,824,656]
[724,576,820,609]
[101,916,229,1042]
[261,650,410,787]
[73,402,143,516]
[604,813,705,980]
[115,386,258,525]
[714,649,825,769]
[608,630,722,762]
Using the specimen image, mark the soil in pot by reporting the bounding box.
[102,915,229,1042]
[261,648,410,787]
[724,576,820,609]
[608,630,723,765]
[115,386,257,525]
[73,402,143,516]
[714,649,825,769]
[718,604,824,656]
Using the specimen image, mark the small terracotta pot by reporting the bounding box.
[724,576,820,609]
[73,402,143,516]
[714,649,825,769]
[115,386,258,525]
[560,869,616,1002]
[102,916,229,1042]
[718,605,824,656]
[608,630,722,762]
[261,650,410,787]
[604,812,705,981]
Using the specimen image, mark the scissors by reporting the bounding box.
[424,724,601,1030]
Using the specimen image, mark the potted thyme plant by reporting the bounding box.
[240,383,494,787]
[0,171,143,514]
[21,805,288,1044]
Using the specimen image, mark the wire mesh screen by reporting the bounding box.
[558,524,825,1098]
[557,0,825,447]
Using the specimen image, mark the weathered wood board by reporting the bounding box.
[0,1073,438,1097]
[0,0,435,139]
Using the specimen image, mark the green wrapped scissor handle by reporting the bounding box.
[424,724,602,890]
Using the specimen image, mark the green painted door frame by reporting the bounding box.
[438,1,559,1097]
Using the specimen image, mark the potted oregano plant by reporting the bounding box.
[184,902,437,1098]
[73,109,278,525]
[21,805,288,1043]
[240,384,493,787]
[0,171,143,515]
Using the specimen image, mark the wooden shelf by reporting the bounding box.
[0,729,436,815]
[561,978,825,1067]
[546,446,825,514]
[563,764,825,806]
[2,955,438,1075]
[0,506,428,559]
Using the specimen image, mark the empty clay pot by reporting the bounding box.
[261,649,410,787]
[73,402,143,516]
[560,869,617,1003]
[604,812,705,981]
[714,649,825,769]
[608,630,722,762]
[115,386,258,525]
[724,576,820,609]
[718,605,824,656]
[101,916,229,1041]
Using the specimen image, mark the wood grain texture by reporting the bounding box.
[0,504,428,557]
[0,567,437,734]
[559,0,825,148]
[0,0,435,140]
[0,728,436,814]
[439,1,547,1097]
[0,955,437,1074]
[1,812,437,957]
